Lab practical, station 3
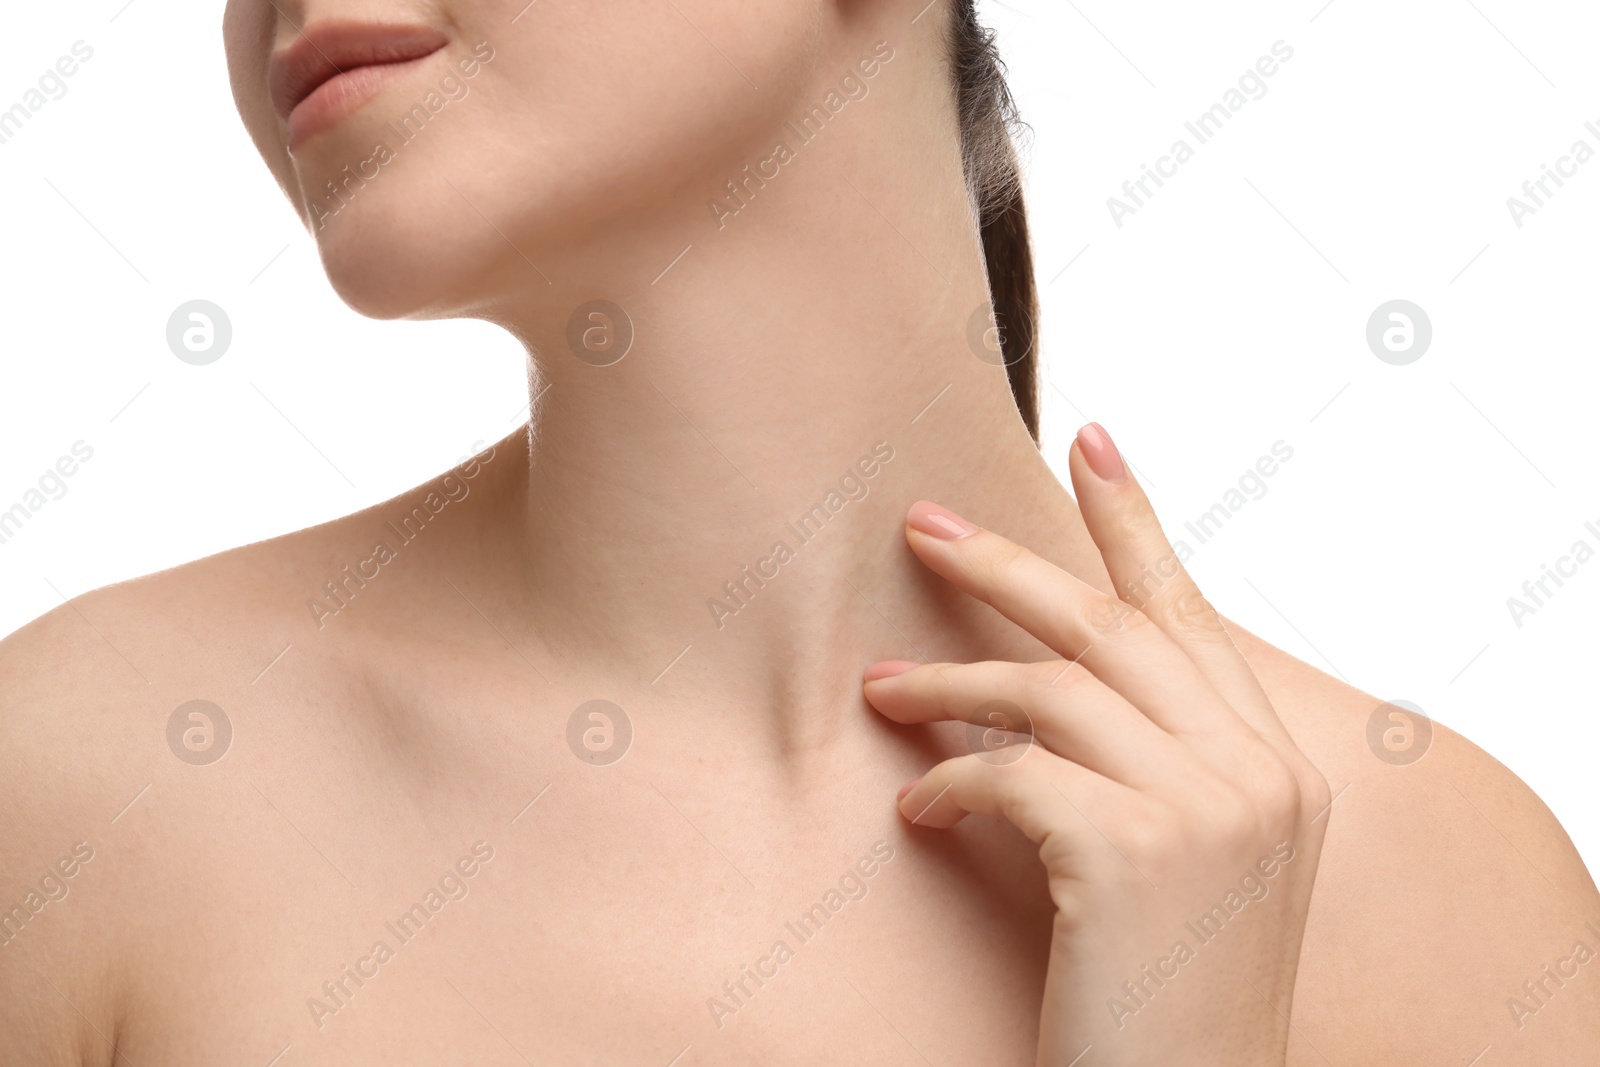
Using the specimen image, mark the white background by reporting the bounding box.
[2,1,1597,870]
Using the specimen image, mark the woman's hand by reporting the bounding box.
[863,423,1331,1067]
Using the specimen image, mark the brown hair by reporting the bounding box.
[947,2,1039,441]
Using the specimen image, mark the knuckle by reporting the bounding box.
[1293,758,1333,821]
[1159,584,1226,640]
[1104,504,1150,548]
[922,666,965,713]
[981,759,1042,823]
[1085,594,1150,639]
[973,536,1029,592]
[1256,763,1305,828]
[1116,799,1181,861]
[1181,770,1258,843]
[1117,550,1183,601]
[1215,785,1262,842]
[1025,659,1091,699]
[1223,747,1307,835]
[990,754,1042,799]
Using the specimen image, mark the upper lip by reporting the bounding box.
[269,21,449,120]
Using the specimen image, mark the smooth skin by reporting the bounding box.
[2,419,1598,1065]
[2,0,1598,1062]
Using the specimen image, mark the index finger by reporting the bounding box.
[901,499,1248,742]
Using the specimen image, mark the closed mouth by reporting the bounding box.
[269,21,449,126]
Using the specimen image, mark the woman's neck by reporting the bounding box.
[456,34,1109,747]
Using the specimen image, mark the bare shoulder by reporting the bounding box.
[0,440,509,1064]
[0,447,503,815]
[0,505,360,1062]
[0,432,511,735]
[1236,629,1600,1063]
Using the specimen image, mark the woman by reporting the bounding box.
[1,0,1594,1063]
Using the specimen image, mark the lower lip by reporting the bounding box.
[287,52,441,151]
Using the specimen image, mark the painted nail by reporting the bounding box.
[1077,422,1127,483]
[896,777,922,801]
[907,500,978,540]
[864,660,919,682]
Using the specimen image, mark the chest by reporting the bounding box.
[122,757,1054,1066]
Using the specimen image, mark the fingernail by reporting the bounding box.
[907,500,977,540]
[864,660,919,682]
[1077,422,1127,484]
[896,776,922,801]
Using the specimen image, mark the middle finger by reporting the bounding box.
[904,500,1249,742]
[864,657,1196,790]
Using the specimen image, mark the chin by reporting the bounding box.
[314,204,490,321]
[299,140,529,320]
[269,15,824,321]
